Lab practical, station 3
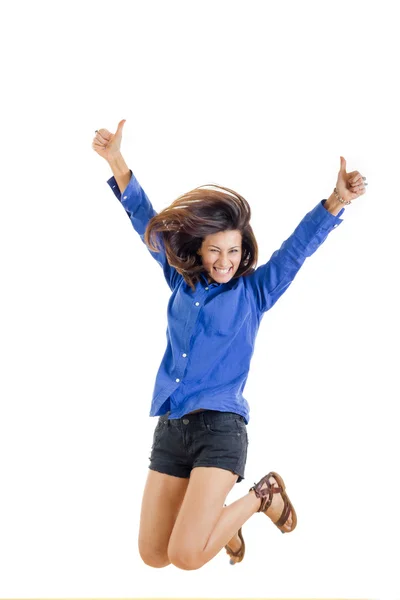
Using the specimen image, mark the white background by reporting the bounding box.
[1,0,399,598]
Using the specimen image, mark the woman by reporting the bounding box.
[92,119,367,570]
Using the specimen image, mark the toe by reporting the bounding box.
[283,517,292,531]
[282,511,294,532]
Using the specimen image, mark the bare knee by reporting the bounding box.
[168,546,204,571]
[139,545,171,569]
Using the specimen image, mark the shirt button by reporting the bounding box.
[182,419,189,425]
[123,196,127,200]
[195,302,200,306]
[176,378,180,382]
[182,353,187,358]
[205,287,209,290]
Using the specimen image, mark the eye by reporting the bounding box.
[210,249,239,252]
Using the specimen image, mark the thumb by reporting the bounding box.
[339,155,346,172]
[115,119,126,136]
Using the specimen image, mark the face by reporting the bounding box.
[197,229,243,284]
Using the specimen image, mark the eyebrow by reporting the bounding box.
[208,245,241,249]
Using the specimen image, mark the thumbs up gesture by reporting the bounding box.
[92,119,126,162]
[335,156,368,204]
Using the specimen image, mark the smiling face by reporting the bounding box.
[197,229,243,283]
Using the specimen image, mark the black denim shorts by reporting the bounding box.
[149,410,248,482]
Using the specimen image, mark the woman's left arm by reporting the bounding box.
[244,156,368,314]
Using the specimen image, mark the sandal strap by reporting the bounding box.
[249,474,283,513]
[225,527,245,560]
[225,544,242,557]
[274,493,291,528]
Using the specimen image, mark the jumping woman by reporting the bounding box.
[92,119,367,570]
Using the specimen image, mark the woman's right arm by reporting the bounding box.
[106,163,182,291]
[93,120,182,291]
[107,152,131,197]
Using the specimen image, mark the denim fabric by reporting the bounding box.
[149,410,248,482]
[107,170,345,424]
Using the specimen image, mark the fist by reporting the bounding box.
[92,119,126,161]
[335,156,368,204]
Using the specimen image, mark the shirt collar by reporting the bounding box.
[201,272,220,287]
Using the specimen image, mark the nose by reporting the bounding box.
[214,255,233,269]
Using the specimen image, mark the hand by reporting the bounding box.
[335,156,368,203]
[92,119,126,161]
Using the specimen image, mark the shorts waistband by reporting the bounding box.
[161,410,245,425]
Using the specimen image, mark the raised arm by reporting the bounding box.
[244,157,368,315]
[107,165,182,291]
[93,121,182,291]
[107,151,131,197]
[245,199,345,314]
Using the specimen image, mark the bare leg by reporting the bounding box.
[167,467,258,570]
[138,469,189,568]
[168,467,294,570]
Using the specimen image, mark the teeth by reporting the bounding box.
[214,267,231,273]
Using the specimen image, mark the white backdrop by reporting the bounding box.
[1,0,399,598]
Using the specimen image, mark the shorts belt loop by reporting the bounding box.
[201,411,207,428]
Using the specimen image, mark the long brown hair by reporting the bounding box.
[144,184,258,291]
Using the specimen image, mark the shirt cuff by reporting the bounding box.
[309,199,345,231]
[107,169,139,202]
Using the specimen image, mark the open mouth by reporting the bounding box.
[213,267,232,274]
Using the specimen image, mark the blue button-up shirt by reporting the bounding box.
[107,170,345,423]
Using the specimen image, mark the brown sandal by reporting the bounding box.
[225,527,245,565]
[249,471,297,533]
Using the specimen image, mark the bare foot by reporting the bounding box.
[253,474,294,532]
